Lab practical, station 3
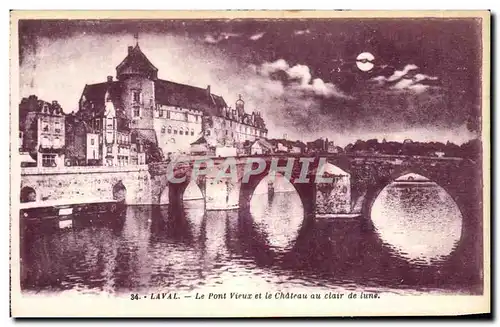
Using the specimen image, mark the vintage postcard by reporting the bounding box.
[10,10,490,317]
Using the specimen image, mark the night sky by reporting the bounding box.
[18,18,483,146]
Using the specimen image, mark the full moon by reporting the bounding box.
[356,52,375,72]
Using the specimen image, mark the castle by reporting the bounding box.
[77,39,268,161]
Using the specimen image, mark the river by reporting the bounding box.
[19,180,481,296]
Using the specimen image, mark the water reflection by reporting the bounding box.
[20,182,478,296]
[250,192,304,252]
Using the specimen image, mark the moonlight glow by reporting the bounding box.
[356,52,375,72]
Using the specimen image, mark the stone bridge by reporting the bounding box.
[149,154,481,222]
[148,153,482,278]
[19,154,483,278]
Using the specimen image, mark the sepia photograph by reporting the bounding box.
[9,10,490,317]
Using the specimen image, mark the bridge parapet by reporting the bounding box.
[21,164,150,176]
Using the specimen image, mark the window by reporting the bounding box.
[166,111,170,119]
[179,128,183,135]
[107,117,113,129]
[92,149,96,159]
[159,110,164,118]
[54,121,61,133]
[184,112,189,122]
[174,129,177,135]
[53,137,61,148]
[41,136,49,147]
[225,130,228,136]
[206,130,211,136]
[167,126,172,134]
[107,146,112,154]
[161,126,166,133]
[42,154,56,167]
[133,90,141,103]
[133,106,140,117]
[191,129,194,136]
[118,147,121,154]
[91,138,95,145]
[42,121,49,132]
[195,115,198,122]
[132,157,138,165]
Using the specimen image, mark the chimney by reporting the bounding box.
[207,85,211,95]
[52,100,58,106]
[107,75,113,82]
[128,46,133,54]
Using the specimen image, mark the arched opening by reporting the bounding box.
[112,181,127,203]
[370,173,463,265]
[182,179,204,209]
[249,172,304,252]
[20,186,36,203]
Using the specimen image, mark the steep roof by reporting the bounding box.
[116,44,158,80]
[19,95,65,116]
[191,136,208,145]
[81,81,123,110]
[154,79,226,115]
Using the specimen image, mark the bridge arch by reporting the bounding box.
[167,177,206,209]
[112,180,127,203]
[20,185,37,203]
[365,170,467,263]
[362,167,467,224]
[184,179,204,201]
[238,168,315,218]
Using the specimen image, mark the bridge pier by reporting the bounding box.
[314,164,353,218]
[204,176,239,210]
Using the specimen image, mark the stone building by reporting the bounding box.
[76,70,153,166]
[78,39,268,157]
[19,95,66,167]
